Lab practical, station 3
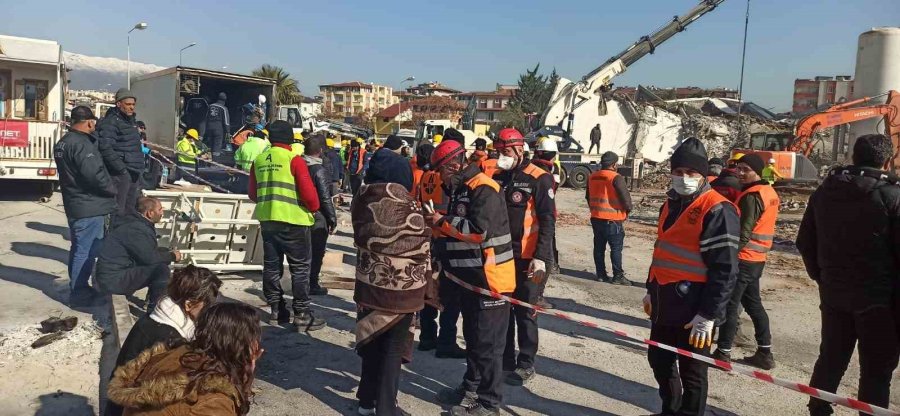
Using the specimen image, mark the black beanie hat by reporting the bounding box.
[444,128,465,145]
[670,137,709,175]
[416,143,434,170]
[738,153,766,176]
[267,120,294,144]
[708,157,724,167]
[383,135,405,151]
[600,151,619,168]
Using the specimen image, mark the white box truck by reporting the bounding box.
[0,35,66,195]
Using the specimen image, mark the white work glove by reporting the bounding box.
[528,259,547,283]
[642,293,651,317]
[684,314,715,349]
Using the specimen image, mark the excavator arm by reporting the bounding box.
[788,90,900,156]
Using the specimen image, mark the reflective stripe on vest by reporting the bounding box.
[649,190,731,285]
[588,170,627,221]
[253,147,315,226]
[235,137,270,171]
[519,164,548,259]
[737,184,780,262]
[346,147,365,174]
[176,138,198,165]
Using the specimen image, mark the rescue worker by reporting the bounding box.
[416,143,466,359]
[587,151,633,284]
[797,134,900,416]
[248,121,326,332]
[429,139,515,416]
[291,132,305,156]
[346,138,366,195]
[761,158,782,185]
[642,137,739,416]
[469,138,489,164]
[531,137,563,307]
[712,153,777,369]
[491,128,556,386]
[303,134,337,296]
[205,92,230,156]
[233,129,270,171]
[175,129,206,180]
[487,142,498,160]
[707,157,724,181]
[325,138,344,196]
[432,133,443,145]
[711,154,743,203]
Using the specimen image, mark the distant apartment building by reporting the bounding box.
[792,75,854,115]
[406,82,460,97]
[319,81,399,118]
[373,96,464,135]
[455,86,518,123]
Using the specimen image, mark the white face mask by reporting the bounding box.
[671,175,702,195]
[497,154,516,171]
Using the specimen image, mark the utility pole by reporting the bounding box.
[736,0,750,146]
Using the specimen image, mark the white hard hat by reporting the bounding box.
[536,137,558,153]
[768,158,776,164]
[523,143,531,152]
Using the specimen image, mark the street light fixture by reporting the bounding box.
[127,22,148,89]
[179,42,197,66]
[397,76,415,133]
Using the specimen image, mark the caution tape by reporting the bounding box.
[149,151,233,194]
[442,272,898,416]
[146,142,249,176]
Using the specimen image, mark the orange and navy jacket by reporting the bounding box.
[346,146,366,175]
[411,157,424,193]
[436,164,516,294]
[493,162,556,262]
[417,170,449,238]
[479,158,499,178]
[469,150,488,164]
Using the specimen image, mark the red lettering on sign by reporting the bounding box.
[0,120,29,147]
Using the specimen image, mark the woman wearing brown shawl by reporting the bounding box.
[352,181,436,416]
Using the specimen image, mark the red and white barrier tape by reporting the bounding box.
[149,152,233,194]
[146,142,249,176]
[443,272,898,416]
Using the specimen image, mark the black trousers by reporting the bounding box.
[808,301,899,416]
[419,270,462,349]
[350,174,363,196]
[357,313,413,416]
[648,323,710,416]
[261,221,312,312]
[98,263,170,312]
[504,259,541,370]
[461,292,510,411]
[113,171,141,217]
[588,141,601,154]
[717,260,772,351]
[309,213,329,290]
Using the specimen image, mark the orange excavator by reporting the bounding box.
[733,89,900,183]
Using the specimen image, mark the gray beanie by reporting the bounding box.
[115,88,136,102]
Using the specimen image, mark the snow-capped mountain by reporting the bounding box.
[64,52,165,90]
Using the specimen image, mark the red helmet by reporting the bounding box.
[431,140,465,169]
[494,128,525,149]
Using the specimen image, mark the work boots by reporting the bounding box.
[309,284,329,296]
[437,385,478,407]
[739,349,776,370]
[435,344,467,359]
[269,302,291,326]
[450,402,500,416]
[505,366,536,385]
[293,310,326,332]
[609,273,633,286]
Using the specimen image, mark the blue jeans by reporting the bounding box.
[68,216,107,291]
[591,218,624,278]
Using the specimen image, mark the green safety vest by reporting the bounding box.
[761,165,778,185]
[176,137,199,165]
[253,146,315,226]
[291,142,305,157]
[235,136,270,171]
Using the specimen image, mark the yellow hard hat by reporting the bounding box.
[487,142,494,150]
[261,129,269,137]
[732,152,745,160]
[356,138,364,144]
[185,129,199,140]
[433,134,443,144]
[326,138,335,148]
[293,132,303,141]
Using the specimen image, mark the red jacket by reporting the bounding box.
[248,143,320,213]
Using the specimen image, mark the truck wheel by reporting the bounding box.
[569,166,591,189]
[559,166,568,188]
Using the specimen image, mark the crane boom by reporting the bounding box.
[541,0,725,128]
[788,90,900,156]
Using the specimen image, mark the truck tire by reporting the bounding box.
[569,166,591,189]
[559,166,568,188]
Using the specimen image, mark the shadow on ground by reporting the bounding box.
[34,391,94,416]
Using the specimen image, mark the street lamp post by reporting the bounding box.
[179,42,197,66]
[127,22,148,89]
[397,76,415,133]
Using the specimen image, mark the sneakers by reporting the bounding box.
[437,385,478,407]
[595,274,610,283]
[738,349,776,370]
[450,402,500,416]
[534,297,555,310]
[269,303,291,326]
[710,349,731,369]
[435,345,467,359]
[417,338,437,352]
[69,287,105,308]
[293,310,326,332]
[505,366,536,386]
[309,285,329,296]
[608,274,633,286]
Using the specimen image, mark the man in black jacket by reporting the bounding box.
[96,196,181,312]
[364,135,413,191]
[205,92,230,156]
[54,106,119,307]
[797,134,900,416]
[97,88,145,216]
[303,134,338,296]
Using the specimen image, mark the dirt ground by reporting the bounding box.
[0,185,896,415]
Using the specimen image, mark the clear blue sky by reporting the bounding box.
[4,0,898,112]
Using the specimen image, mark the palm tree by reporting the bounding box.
[252,64,301,106]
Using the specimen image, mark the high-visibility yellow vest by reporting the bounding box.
[253,147,315,226]
[234,136,270,171]
[176,137,199,165]
[291,142,305,157]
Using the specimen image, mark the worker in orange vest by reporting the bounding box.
[643,137,740,416]
[712,153,779,370]
[469,138,489,164]
[587,151,633,284]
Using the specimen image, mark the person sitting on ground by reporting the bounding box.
[108,302,262,416]
[105,265,222,416]
[96,197,182,312]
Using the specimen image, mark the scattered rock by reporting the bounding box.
[31,332,65,349]
[39,316,78,334]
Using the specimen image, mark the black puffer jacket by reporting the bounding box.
[797,166,900,310]
[96,213,175,286]
[53,130,118,219]
[304,155,337,228]
[97,107,144,174]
